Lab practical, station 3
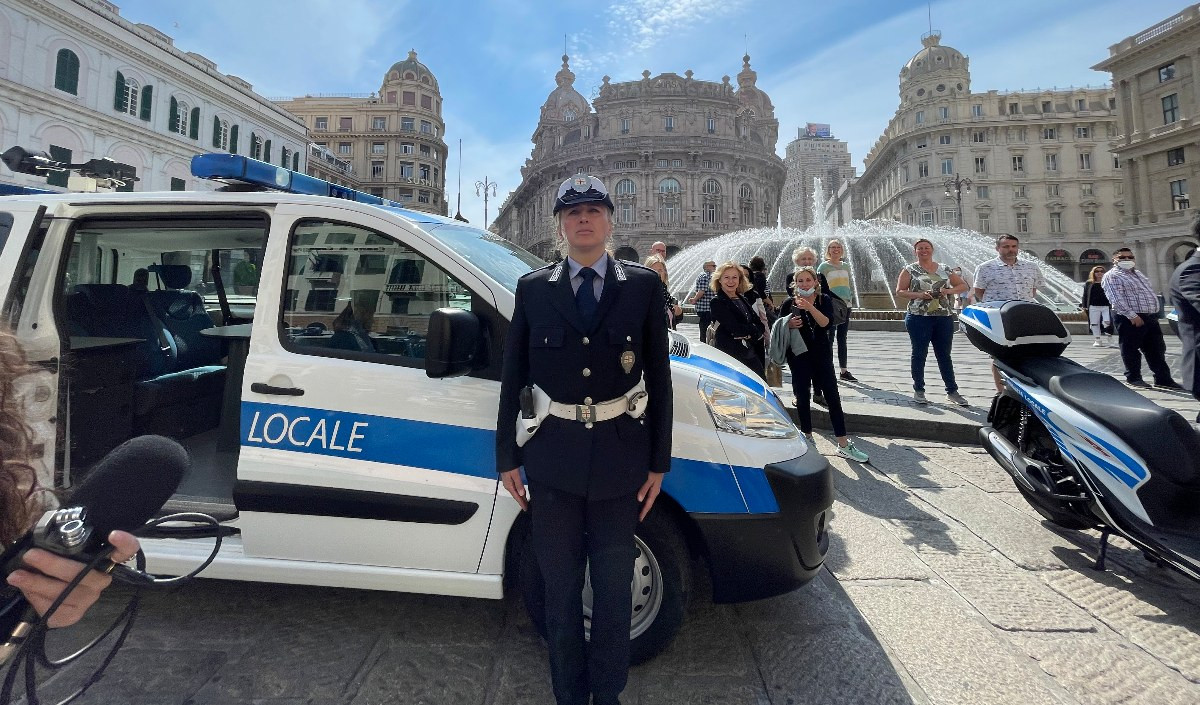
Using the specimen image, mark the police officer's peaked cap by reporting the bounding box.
[553,175,615,214]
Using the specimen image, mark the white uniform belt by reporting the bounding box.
[547,395,630,423]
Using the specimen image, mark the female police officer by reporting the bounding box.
[496,175,672,705]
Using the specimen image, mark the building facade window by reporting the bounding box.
[315,117,328,131]
[338,142,351,155]
[620,118,631,134]
[664,116,674,132]
[1012,155,1024,173]
[1076,98,1087,111]
[1076,126,1090,139]
[656,159,668,168]
[401,117,415,131]
[54,49,80,94]
[1168,147,1186,166]
[213,118,230,150]
[421,95,433,110]
[707,116,716,133]
[250,133,262,159]
[1049,212,1062,233]
[974,156,986,174]
[1014,184,1027,198]
[1015,212,1029,232]
[399,162,413,178]
[1043,127,1056,140]
[972,130,986,143]
[978,212,991,233]
[918,161,929,178]
[1171,179,1189,210]
[1047,183,1059,197]
[372,161,384,178]
[703,179,720,195]
[1042,101,1052,113]
[1008,102,1020,115]
[1045,153,1058,172]
[339,117,353,130]
[1085,210,1098,231]
[419,164,430,180]
[372,142,386,155]
[941,158,954,175]
[618,203,634,224]
[659,178,681,193]
[971,104,983,117]
[615,178,635,195]
[1081,183,1093,196]
[702,202,718,223]
[400,142,414,154]
[1160,63,1177,82]
[1163,93,1180,124]
[938,106,949,120]
[372,116,387,130]
[976,185,989,199]
[939,134,951,145]
[1079,152,1092,170]
[915,110,924,124]
[420,120,434,135]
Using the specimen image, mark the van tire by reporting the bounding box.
[518,509,690,664]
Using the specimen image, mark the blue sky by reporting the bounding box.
[116,0,1187,226]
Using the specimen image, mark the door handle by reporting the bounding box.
[250,382,304,396]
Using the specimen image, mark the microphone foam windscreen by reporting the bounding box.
[68,435,189,537]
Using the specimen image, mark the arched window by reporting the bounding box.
[213,117,229,150]
[703,179,721,195]
[169,98,190,136]
[615,178,636,195]
[250,132,262,159]
[739,184,753,200]
[54,49,80,95]
[119,75,140,116]
[281,147,291,168]
[659,178,681,194]
[563,107,576,121]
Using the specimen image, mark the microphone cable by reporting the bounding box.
[0,512,229,705]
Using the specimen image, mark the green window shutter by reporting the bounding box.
[229,125,239,154]
[249,132,258,158]
[212,116,221,148]
[114,71,126,112]
[189,108,200,139]
[292,152,299,171]
[139,85,153,121]
[67,53,80,94]
[46,146,71,188]
[54,49,79,94]
[168,97,179,132]
[264,140,272,162]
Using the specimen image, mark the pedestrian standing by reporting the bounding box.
[650,241,667,260]
[748,256,775,316]
[788,246,835,405]
[1081,265,1114,347]
[1168,239,1200,420]
[973,234,1046,391]
[496,175,673,705]
[645,255,682,330]
[777,268,869,462]
[817,240,857,381]
[1101,247,1182,389]
[897,239,970,406]
[709,261,767,380]
[688,259,717,337]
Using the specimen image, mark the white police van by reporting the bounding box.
[0,151,832,662]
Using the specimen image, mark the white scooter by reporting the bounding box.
[961,301,1200,580]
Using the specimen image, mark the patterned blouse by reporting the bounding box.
[904,262,956,316]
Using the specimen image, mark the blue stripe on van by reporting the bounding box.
[240,401,775,515]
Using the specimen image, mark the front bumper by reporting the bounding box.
[693,451,834,603]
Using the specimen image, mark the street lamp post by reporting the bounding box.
[943,173,972,229]
[476,176,498,228]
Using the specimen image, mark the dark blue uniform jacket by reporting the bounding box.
[496,256,673,500]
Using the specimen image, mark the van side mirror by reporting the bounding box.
[426,308,481,378]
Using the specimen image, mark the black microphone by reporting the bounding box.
[1,436,188,662]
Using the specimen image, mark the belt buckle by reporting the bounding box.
[576,404,597,423]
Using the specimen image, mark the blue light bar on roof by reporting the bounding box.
[190,153,410,209]
[0,183,56,196]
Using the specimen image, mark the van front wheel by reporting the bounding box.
[518,510,690,665]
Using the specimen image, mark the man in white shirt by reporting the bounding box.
[973,235,1046,391]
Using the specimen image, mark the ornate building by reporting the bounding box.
[780,128,855,230]
[854,31,1123,281]
[494,55,785,261]
[1093,4,1200,291]
[0,0,307,193]
[275,51,449,215]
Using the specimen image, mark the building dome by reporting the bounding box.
[540,55,590,121]
[900,32,967,82]
[386,49,439,91]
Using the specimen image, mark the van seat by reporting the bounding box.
[66,283,224,439]
[145,264,223,369]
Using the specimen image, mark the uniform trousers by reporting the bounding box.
[530,481,640,705]
[1114,314,1174,384]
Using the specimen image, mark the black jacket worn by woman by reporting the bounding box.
[710,289,766,365]
[778,294,835,353]
[1082,281,1111,308]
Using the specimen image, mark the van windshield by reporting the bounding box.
[422,223,546,294]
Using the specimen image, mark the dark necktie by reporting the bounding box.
[576,267,598,322]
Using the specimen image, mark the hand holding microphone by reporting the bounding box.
[5,530,139,628]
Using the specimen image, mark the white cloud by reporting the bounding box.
[610,0,748,52]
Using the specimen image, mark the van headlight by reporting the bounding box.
[698,376,799,439]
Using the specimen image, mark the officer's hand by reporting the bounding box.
[6,530,140,628]
[1130,314,1145,327]
[637,472,665,521]
[501,469,528,511]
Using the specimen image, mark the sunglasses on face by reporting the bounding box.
[1116,256,1135,261]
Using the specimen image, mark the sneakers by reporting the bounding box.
[1092,339,1103,347]
[1127,379,1151,388]
[813,393,826,406]
[839,370,858,382]
[913,390,929,404]
[946,392,969,407]
[837,441,869,462]
[1156,380,1184,390]
[803,432,815,443]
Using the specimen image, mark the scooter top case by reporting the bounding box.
[960,301,1070,361]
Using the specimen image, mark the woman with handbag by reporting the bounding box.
[778,268,869,462]
[645,255,683,329]
[817,240,857,382]
[709,261,767,380]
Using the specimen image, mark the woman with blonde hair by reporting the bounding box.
[1081,265,1114,347]
[709,261,766,379]
[645,255,682,329]
[0,329,140,631]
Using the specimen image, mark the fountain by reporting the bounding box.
[667,177,1083,311]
